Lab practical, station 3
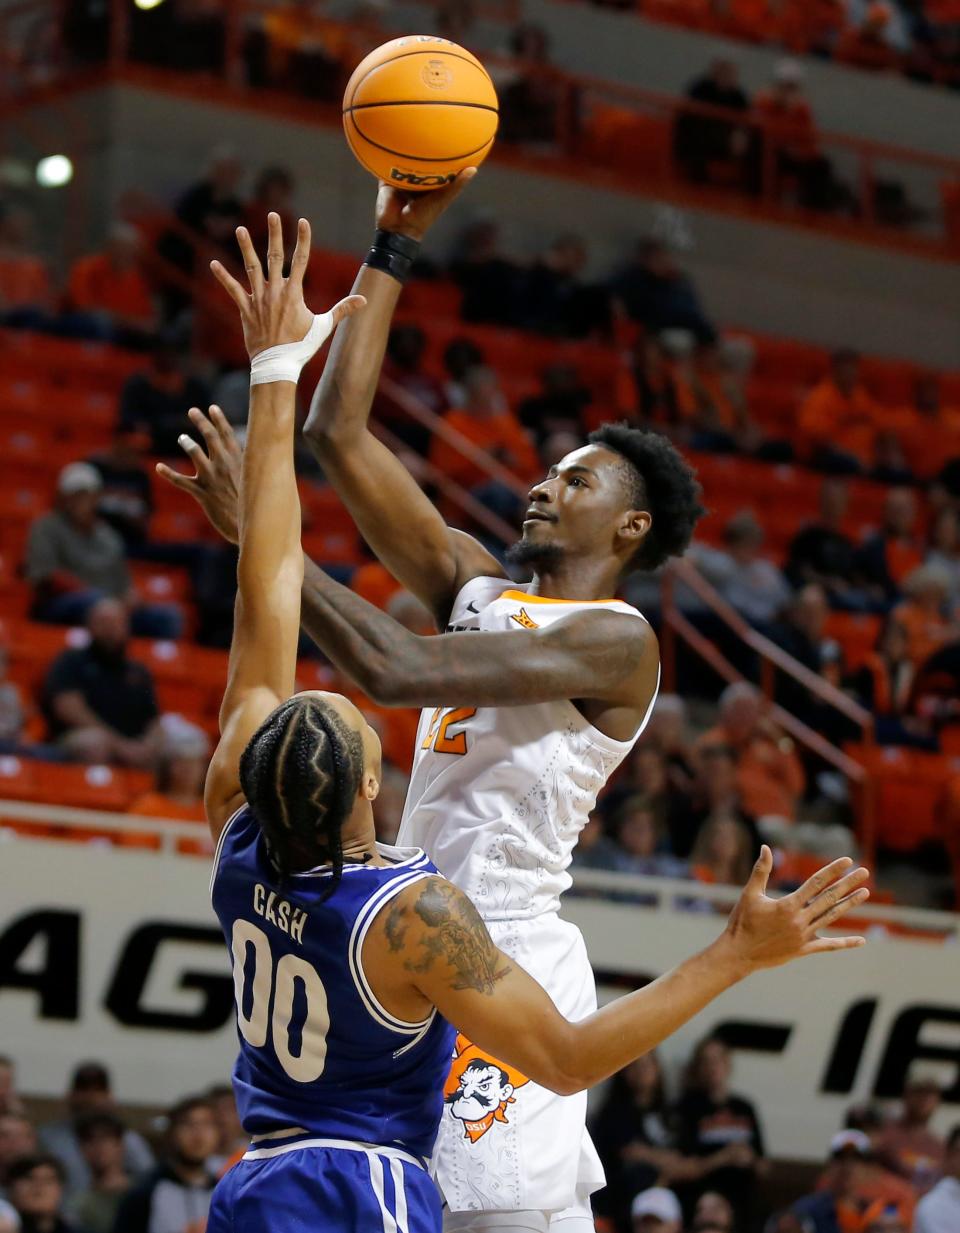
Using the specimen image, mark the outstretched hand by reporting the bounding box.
[156,406,242,546]
[375,167,477,242]
[721,847,870,975]
[211,212,365,360]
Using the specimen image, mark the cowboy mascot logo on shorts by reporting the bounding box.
[443,1034,531,1143]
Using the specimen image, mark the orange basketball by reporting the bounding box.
[342,36,498,191]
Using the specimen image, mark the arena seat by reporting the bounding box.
[824,612,882,672]
[847,744,957,851]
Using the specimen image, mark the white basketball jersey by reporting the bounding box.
[397,576,659,921]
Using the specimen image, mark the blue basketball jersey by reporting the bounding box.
[210,805,456,1163]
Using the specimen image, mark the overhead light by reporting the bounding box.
[134,0,166,9]
[35,155,73,187]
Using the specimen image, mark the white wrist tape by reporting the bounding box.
[249,311,335,386]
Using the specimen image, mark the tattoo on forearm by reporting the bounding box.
[405,879,511,995]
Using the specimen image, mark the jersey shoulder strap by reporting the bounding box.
[448,576,510,626]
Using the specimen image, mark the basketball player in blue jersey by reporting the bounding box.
[173,209,870,1233]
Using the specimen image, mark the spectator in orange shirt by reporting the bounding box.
[696,682,806,820]
[753,60,841,211]
[67,222,157,345]
[128,716,210,825]
[0,205,54,327]
[892,374,960,480]
[792,1130,916,1233]
[799,349,882,472]
[836,2,902,71]
[430,365,538,515]
[891,564,960,669]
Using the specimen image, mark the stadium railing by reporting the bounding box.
[4,0,960,261]
[661,557,878,868]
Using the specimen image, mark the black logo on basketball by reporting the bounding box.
[390,169,457,187]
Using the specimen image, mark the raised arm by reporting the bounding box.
[303,174,503,626]
[366,851,870,1096]
[160,422,657,715]
[194,214,363,839]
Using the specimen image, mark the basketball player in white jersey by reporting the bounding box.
[160,179,828,1233]
[294,177,699,1232]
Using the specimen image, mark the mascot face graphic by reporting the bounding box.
[443,1034,530,1143]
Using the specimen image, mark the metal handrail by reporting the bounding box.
[660,559,877,866]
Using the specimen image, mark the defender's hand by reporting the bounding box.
[156,406,242,545]
[719,847,869,976]
[211,213,364,360]
[375,167,477,242]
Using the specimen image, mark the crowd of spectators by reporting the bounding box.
[589,0,960,89]
[2,1044,956,1233]
[3,136,960,893]
[0,1058,237,1233]
[589,1041,960,1233]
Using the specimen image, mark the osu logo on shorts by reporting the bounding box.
[443,1033,530,1143]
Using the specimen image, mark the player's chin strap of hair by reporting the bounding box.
[249,309,338,386]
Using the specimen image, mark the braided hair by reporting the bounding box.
[239,695,365,898]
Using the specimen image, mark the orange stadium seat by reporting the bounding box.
[824,612,882,671]
[847,744,957,851]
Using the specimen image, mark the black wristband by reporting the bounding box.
[364,229,422,285]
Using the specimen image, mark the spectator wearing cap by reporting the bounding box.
[66,223,157,346]
[611,240,718,347]
[66,1115,130,1233]
[915,1124,960,1233]
[113,1096,218,1233]
[689,510,792,628]
[25,462,182,639]
[674,59,751,187]
[6,1154,82,1233]
[39,1064,153,1200]
[41,598,163,768]
[630,1186,683,1233]
[118,333,211,458]
[799,351,883,474]
[879,1076,945,1192]
[791,1129,915,1233]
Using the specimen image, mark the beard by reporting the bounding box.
[506,538,565,571]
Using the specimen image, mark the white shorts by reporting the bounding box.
[434,913,605,1215]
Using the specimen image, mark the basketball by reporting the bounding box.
[342,36,498,191]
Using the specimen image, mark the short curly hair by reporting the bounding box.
[588,423,705,571]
